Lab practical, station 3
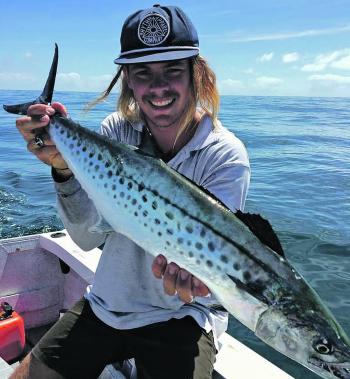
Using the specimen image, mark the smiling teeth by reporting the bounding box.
[150,99,173,107]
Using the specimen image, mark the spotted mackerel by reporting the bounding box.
[4,45,350,379]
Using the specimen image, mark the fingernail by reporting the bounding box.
[169,266,176,275]
[47,107,55,115]
[180,271,189,280]
[156,256,164,264]
[40,115,48,122]
[193,278,200,287]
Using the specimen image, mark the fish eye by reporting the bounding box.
[314,339,333,355]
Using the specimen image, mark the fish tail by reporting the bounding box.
[3,44,58,115]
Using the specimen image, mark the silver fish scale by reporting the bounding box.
[50,118,272,291]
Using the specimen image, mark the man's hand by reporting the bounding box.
[152,254,210,303]
[15,102,70,170]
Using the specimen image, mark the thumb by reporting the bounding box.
[51,102,68,118]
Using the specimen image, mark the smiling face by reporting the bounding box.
[125,59,193,131]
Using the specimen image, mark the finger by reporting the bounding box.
[192,277,210,297]
[151,254,167,279]
[51,102,68,117]
[163,262,180,296]
[27,133,55,152]
[27,104,55,117]
[176,269,193,303]
[16,117,50,140]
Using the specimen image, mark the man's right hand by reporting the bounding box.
[15,102,71,172]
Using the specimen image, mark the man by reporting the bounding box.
[11,5,250,379]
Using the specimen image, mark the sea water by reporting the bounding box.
[0,89,349,378]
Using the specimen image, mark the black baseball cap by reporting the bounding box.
[114,4,199,64]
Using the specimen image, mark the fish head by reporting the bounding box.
[255,297,350,379]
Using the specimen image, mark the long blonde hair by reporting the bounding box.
[87,56,220,145]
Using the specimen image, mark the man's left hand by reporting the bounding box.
[152,254,210,303]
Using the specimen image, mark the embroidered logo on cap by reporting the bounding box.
[138,13,170,46]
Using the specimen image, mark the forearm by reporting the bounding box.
[54,175,107,250]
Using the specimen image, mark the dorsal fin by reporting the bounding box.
[234,210,285,257]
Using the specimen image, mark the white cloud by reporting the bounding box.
[283,52,299,63]
[218,78,244,94]
[226,25,350,43]
[57,72,81,83]
[308,74,350,84]
[255,76,284,87]
[301,49,350,72]
[258,52,274,62]
[24,52,33,59]
[331,55,350,70]
[243,68,254,75]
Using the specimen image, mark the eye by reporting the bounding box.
[314,339,333,355]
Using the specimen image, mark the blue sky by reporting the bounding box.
[1,0,350,97]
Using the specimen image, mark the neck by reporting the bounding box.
[146,111,201,154]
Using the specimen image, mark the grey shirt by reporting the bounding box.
[54,112,250,348]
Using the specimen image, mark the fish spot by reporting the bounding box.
[144,223,148,227]
[131,199,137,205]
[243,271,251,281]
[185,225,193,234]
[143,210,148,217]
[200,229,206,238]
[89,152,94,158]
[89,162,93,166]
[166,241,171,246]
[196,259,201,265]
[233,262,240,271]
[152,189,159,197]
[113,195,117,199]
[216,265,222,271]
[69,144,74,149]
[104,184,107,188]
[177,237,184,244]
[195,242,203,250]
[112,185,116,191]
[220,255,229,264]
[142,195,148,203]
[99,174,103,179]
[82,146,87,152]
[119,178,125,185]
[94,165,99,171]
[188,251,194,258]
[165,211,174,220]
[127,182,133,190]
[60,129,64,134]
[97,154,102,161]
[179,251,184,255]
[138,182,145,192]
[152,201,158,210]
[166,229,174,235]
[208,242,215,252]
[154,219,160,225]
[120,192,125,198]
[200,254,204,259]
[107,171,113,178]
[187,241,192,246]
[105,161,111,168]
[158,231,162,237]
[206,260,213,268]
[134,212,138,217]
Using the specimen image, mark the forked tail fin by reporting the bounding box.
[3,44,58,115]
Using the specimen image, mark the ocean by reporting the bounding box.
[0,89,349,378]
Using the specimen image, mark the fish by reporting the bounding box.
[4,45,350,379]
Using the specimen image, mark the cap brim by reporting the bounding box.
[114,49,199,65]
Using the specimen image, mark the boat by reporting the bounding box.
[0,230,293,378]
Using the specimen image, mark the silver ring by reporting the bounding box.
[34,135,45,148]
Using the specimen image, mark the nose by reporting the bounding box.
[149,73,169,91]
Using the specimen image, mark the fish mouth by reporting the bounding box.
[309,357,350,379]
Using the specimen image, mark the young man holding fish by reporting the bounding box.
[11,5,250,379]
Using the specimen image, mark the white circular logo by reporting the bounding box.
[138,13,170,46]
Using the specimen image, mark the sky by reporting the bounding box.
[1,0,350,97]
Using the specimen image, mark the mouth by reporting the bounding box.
[148,97,176,109]
[309,357,350,379]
